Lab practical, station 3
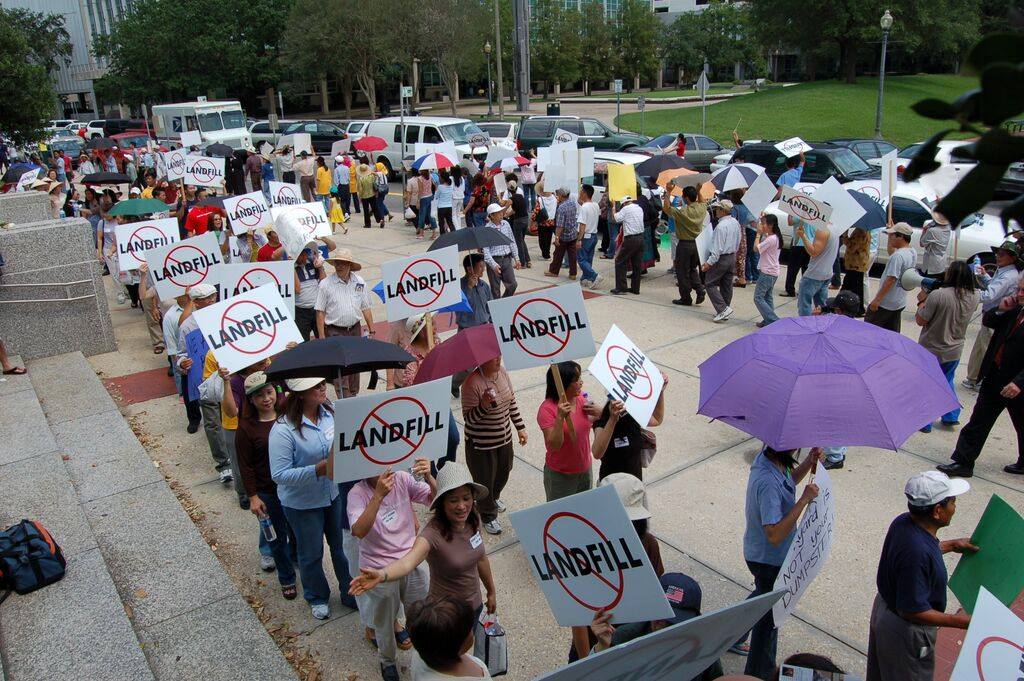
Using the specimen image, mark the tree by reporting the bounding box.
[579,0,617,92]
[409,0,488,115]
[0,10,59,144]
[531,0,582,94]
[663,2,760,82]
[614,0,661,89]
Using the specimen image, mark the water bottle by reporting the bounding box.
[259,515,276,542]
[970,255,981,275]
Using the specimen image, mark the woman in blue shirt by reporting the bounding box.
[740,446,821,678]
[269,377,355,620]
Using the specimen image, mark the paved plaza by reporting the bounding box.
[90,196,1024,680]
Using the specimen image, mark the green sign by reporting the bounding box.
[949,494,1024,614]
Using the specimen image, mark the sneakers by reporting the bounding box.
[494,499,506,513]
[483,519,502,535]
[311,603,330,620]
[219,469,233,485]
[591,273,602,289]
[961,378,981,392]
[713,307,734,323]
[672,298,692,306]
[380,664,400,681]
[822,458,844,470]
[116,291,127,305]
[259,554,276,572]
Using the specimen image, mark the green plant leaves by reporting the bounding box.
[956,128,1024,165]
[1001,192,1024,235]
[902,128,953,182]
[979,64,1024,126]
[965,33,1024,74]
[935,161,1009,226]
[912,98,959,120]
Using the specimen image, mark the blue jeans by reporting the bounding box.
[376,189,390,217]
[577,234,598,282]
[753,273,778,324]
[523,183,536,207]
[745,228,760,282]
[744,560,781,678]
[318,194,331,214]
[606,222,619,258]
[922,359,962,429]
[282,496,353,606]
[797,276,831,317]
[257,491,297,587]
[470,211,485,228]
[417,196,437,232]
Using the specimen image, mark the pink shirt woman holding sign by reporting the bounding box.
[536,361,601,502]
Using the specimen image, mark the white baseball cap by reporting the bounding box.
[285,377,325,393]
[904,471,970,507]
[187,283,217,300]
[486,203,505,216]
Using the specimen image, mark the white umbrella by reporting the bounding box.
[709,162,767,192]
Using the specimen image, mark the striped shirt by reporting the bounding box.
[461,367,525,450]
[314,273,371,328]
[482,219,518,269]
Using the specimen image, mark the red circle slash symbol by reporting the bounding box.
[398,258,445,309]
[511,297,572,358]
[542,512,626,612]
[220,299,277,355]
[235,267,281,294]
[127,225,167,266]
[233,197,264,229]
[976,636,1024,680]
[605,344,653,400]
[163,244,210,287]
[357,396,429,465]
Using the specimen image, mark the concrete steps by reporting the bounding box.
[0,352,295,680]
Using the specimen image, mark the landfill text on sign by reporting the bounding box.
[189,159,223,183]
[499,310,588,344]
[338,410,445,454]
[230,200,265,225]
[533,534,645,583]
[296,209,327,230]
[119,230,172,260]
[153,250,220,285]
[385,269,457,299]
[607,346,650,402]
[777,489,833,611]
[208,306,288,350]
[785,194,829,224]
[277,187,301,205]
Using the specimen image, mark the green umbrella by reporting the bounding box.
[108,198,170,217]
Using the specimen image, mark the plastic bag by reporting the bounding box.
[473,612,508,677]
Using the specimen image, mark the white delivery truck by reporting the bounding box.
[151,100,252,150]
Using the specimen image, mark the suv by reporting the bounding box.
[249,119,298,148]
[725,142,880,184]
[516,116,649,152]
[87,119,149,139]
[827,138,898,164]
[636,133,725,171]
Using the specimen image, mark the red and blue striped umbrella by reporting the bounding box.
[411,152,456,171]
[488,155,530,172]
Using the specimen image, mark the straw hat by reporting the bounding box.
[325,247,361,271]
[598,473,651,520]
[429,462,488,511]
[285,377,324,393]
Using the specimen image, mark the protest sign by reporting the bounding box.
[772,462,835,626]
[775,137,812,158]
[536,589,785,681]
[587,324,665,427]
[779,185,833,231]
[267,180,304,207]
[224,191,271,235]
[145,232,224,299]
[115,217,179,271]
[553,128,580,144]
[510,485,674,626]
[227,236,244,262]
[270,201,332,246]
[537,140,574,173]
[695,218,713,264]
[492,171,508,199]
[161,149,187,181]
[16,170,38,191]
[332,377,453,482]
[879,149,899,205]
[380,246,460,321]
[183,328,208,402]
[810,177,866,233]
[180,130,202,148]
[950,587,1024,681]
[487,283,595,372]
[607,164,635,202]
[212,261,296,315]
[949,494,1024,614]
[290,132,312,155]
[183,154,225,188]
[741,171,779,218]
[193,283,302,374]
[485,144,516,167]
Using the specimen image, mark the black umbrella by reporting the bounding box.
[427,224,513,253]
[86,137,117,150]
[2,164,38,183]
[82,172,131,184]
[196,195,229,208]
[265,336,414,381]
[205,143,234,158]
[635,154,695,178]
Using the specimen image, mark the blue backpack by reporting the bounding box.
[0,520,67,597]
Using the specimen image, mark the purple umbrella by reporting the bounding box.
[697,315,959,450]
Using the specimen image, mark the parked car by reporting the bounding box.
[636,132,726,171]
[40,135,85,168]
[827,138,898,164]
[362,116,490,176]
[515,115,649,152]
[280,120,348,155]
[85,119,151,139]
[248,119,298,148]
[85,120,106,139]
[476,121,518,147]
[343,120,370,141]
[716,142,881,185]
[45,119,76,134]
[887,138,1023,196]
[65,122,88,138]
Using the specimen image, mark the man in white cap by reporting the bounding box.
[482,203,520,298]
[865,471,977,681]
[315,248,376,397]
[610,195,645,295]
[866,222,916,332]
[175,283,234,484]
[332,155,352,216]
[701,199,741,321]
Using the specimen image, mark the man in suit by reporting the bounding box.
[938,277,1024,477]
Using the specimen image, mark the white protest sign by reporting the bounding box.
[223,190,271,235]
[810,177,866,233]
[193,283,302,374]
[775,137,812,158]
[114,217,179,271]
[183,154,226,188]
[509,485,674,626]
[332,377,453,482]
[879,149,899,204]
[587,324,665,428]
[380,245,461,321]
[695,216,713,264]
[161,149,187,181]
[576,146,595,182]
[228,236,244,262]
[536,589,785,681]
[950,587,1024,681]
[259,142,274,157]
[492,172,508,198]
[144,231,224,299]
[267,180,304,207]
[542,163,573,194]
[779,185,833,230]
[16,170,38,191]
[212,261,296,315]
[487,283,596,372]
[741,171,778,217]
[180,130,202,148]
[537,141,575,173]
[553,128,580,144]
[485,144,516,167]
[270,201,332,246]
[290,132,312,155]
[772,462,835,626]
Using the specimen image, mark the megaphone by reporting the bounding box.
[900,269,939,291]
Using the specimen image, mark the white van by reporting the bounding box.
[362,116,489,175]
[151,100,252,150]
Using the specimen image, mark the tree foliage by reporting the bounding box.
[408,0,489,114]
[0,9,62,143]
[614,0,661,84]
[531,0,582,91]
[663,1,760,82]
[579,0,617,89]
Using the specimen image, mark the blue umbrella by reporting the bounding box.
[848,189,887,231]
[371,281,473,315]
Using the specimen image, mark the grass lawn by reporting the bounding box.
[616,74,975,147]
[618,85,739,99]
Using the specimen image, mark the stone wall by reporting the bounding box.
[0,190,51,225]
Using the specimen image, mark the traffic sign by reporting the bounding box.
[695,72,710,96]
[637,96,646,111]
[613,79,623,94]
[401,86,414,98]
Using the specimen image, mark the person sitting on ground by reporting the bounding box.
[771,653,845,680]
[406,595,492,680]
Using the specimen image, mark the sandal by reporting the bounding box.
[281,584,297,600]
[2,366,27,375]
[395,627,412,650]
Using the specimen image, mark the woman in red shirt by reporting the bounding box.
[536,361,601,501]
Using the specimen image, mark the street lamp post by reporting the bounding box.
[484,41,494,118]
[874,9,893,139]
